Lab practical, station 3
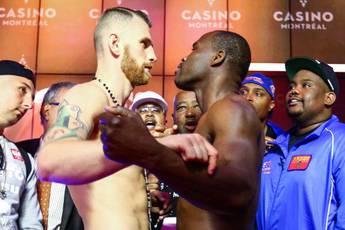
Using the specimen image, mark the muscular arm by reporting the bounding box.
[37,85,127,185]
[101,97,263,214]
[149,99,262,214]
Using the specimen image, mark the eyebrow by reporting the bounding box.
[301,78,314,82]
[21,82,34,91]
[254,87,266,92]
[140,37,153,47]
[291,78,313,83]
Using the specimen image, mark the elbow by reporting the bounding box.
[227,181,259,213]
[216,178,258,215]
[36,149,55,182]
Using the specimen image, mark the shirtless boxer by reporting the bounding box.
[99,31,263,229]
[36,7,217,230]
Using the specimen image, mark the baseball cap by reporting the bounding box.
[285,57,339,95]
[130,91,168,114]
[0,60,35,86]
[241,73,275,99]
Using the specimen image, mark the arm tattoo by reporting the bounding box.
[43,99,91,143]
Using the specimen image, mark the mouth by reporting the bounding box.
[175,63,182,75]
[144,118,157,130]
[287,97,302,107]
[184,119,197,131]
[15,109,25,117]
[144,64,152,72]
[142,64,153,77]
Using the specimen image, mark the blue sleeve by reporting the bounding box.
[333,131,345,229]
[18,155,43,229]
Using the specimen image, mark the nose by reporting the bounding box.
[147,46,157,63]
[22,95,33,110]
[288,86,299,97]
[181,57,187,62]
[145,110,154,116]
[185,107,195,118]
[245,93,254,102]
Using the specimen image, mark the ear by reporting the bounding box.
[210,50,225,67]
[108,33,120,57]
[268,100,275,112]
[324,92,336,106]
[41,104,50,123]
[171,113,176,123]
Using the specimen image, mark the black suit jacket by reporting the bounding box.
[17,138,84,230]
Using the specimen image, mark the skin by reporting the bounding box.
[0,76,34,132]
[286,69,335,134]
[136,100,173,222]
[239,83,275,149]
[99,31,263,229]
[41,88,70,132]
[136,102,166,132]
[37,14,157,230]
[239,83,274,125]
[0,75,39,228]
[37,12,216,230]
[173,91,202,134]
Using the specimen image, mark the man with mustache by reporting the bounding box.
[165,91,202,229]
[131,91,171,138]
[257,57,345,229]
[173,91,202,134]
[36,7,216,230]
[99,30,263,229]
[130,91,173,230]
[17,82,83,230]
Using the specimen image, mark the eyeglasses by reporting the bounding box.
[49,102,60,106]
[137,105,164,114]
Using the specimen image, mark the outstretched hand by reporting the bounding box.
[99,106,154,164]
[158,134,218,175]
[99,106,218,174]
[149,125,176,138]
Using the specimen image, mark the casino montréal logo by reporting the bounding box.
[207,0,216,6]
[273,0,333,30]
[299,0,308,8]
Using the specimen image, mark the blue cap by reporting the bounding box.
[241,73,275,99]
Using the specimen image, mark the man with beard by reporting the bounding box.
[257,57,345,229]
[99,30,263,229]
[173,91,202,134]
[36,7,217,230]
